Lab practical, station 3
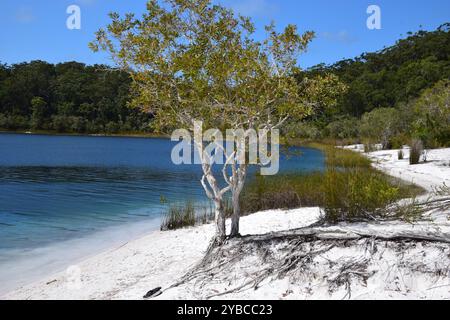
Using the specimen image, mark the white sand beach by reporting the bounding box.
[2,148,450,300]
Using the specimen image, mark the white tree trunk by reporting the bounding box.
[214,199,226,240]
[230,165,247,238]
[230,194,240,237]
[196,140,229,244]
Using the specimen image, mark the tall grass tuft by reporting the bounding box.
[160,199,233,231]
[409,139,423,165]
[160,201,196,231]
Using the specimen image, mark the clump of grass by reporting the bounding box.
[160,201,196,231]
[410,139,423,165]
[398,149,404,160]
[160,199,233,231]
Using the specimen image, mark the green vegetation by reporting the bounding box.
[160,200,232,231]
[292,24,450,148]
[305,143,371,168]
[90,0,346,241]
[241,146,424,223]
[161,201,196,231]
[1,25,447,144]
[0,61,152,134]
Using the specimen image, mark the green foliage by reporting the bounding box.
[359,108,400,149]
[324,117,359,140]
[307,143,371,168]
[160,201,196,231]
[315,24,449,117]
[160,200,233,231]
[90,0,344,136]
[412,80,450,147]
[300,24,449,145]
[241,146,424,222]
[30,96,48,129]
[283,122,322,140]
[322,166,400,223]
[0,61,152,134]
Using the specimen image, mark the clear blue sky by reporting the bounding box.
[1,0,449,68]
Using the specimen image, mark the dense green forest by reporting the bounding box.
[293,23,449,147]
[0,24,448,144]
[0,62,152,134]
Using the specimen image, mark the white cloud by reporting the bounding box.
[321,30,358,45]
[15,6,35,24]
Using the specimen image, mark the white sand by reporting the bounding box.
[2,208,322,300]
[2,147,449,300]
[344,145,450,192]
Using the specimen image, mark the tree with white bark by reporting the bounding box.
[90,0,344,244]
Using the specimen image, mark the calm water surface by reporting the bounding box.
[0,133,324,292]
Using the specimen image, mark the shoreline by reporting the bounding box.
[2,208,322,300]
[346,145,450,192]
[2,147,449,300]
[0,130,169,140]
[0,216,163,296]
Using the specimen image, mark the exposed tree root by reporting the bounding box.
[160,218,449,299]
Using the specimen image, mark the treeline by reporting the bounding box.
[294,23,450,148]
[0,61,152,134]
[1,24,448,143]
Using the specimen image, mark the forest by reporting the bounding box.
[0,24,448,145]
[294,23,449,148]
[0,62,152,134]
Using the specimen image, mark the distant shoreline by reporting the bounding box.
[0,130,169,140]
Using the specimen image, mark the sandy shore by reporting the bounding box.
[3,147,449,300]
[346,146,450,192]
[2,208,321,300]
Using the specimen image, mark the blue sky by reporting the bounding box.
[0,0,449,68]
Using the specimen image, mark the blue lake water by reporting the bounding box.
[0,133,324,293]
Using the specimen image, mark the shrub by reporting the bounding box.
[409,139,423,165]
[389,132,410,150]
[413,80,450,148]
[325,117,359,140]
[359,108,401,149]
[322,167,400,223]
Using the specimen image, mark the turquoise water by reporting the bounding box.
[0,133,324,292]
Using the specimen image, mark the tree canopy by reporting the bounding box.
[0,61,152,134]
[90,0,344,241]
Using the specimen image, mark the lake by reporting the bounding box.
[0,133,324,293]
